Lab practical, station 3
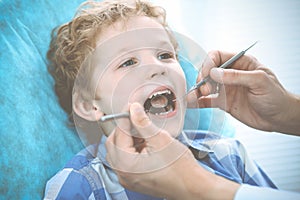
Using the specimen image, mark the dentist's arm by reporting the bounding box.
[191,51,300,136]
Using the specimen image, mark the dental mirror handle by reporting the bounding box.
[100,112,130,122]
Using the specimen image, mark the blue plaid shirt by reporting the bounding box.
[44,130,276,200]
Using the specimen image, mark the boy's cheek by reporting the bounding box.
[100,122,114,137]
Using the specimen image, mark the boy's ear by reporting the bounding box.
[73,92,104,121]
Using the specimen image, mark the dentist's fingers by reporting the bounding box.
[189,68,273,109]
[129,102,172,149]
[186,83,213,108]
[191,51,231,102]
[201,50,259,78]
[129,102,188,171]
[106,117,139,171]
[188,90,227,109]
[210,67,270,89]
[200,51,233,78]
[196,95,224,109]
[106,102,188,173]
[106,116,134,150]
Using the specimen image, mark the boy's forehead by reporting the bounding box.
[90,28,174,69]
[96,15,166,44]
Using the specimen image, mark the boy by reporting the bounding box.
[44,0,276,199]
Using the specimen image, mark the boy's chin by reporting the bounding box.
[150,115,185,137]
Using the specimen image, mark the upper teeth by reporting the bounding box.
[148,89,171,99]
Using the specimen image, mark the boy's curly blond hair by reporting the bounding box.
[47,0,177,122]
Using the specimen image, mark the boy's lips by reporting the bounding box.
[143,86,177,118]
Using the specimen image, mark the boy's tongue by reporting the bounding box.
[150,94,168,108]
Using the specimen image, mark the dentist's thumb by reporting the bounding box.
[129,102,173,149]
[210,67,262,88]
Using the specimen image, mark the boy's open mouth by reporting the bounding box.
[143,89,176,115]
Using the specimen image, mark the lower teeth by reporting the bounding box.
[148,103,173,115]
[148,107,165,115]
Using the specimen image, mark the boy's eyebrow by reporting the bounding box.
[114,41,174,56]
[157,41,175,51]
[92,29,174,67]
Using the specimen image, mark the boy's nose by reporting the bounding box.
[147,64,167,79]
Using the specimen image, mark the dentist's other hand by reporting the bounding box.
[106,102,239,200]
[189,51,300,136]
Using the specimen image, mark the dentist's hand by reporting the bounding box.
[189,51,300,136]
[105,102,239,200]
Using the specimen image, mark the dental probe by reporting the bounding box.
[184,41,258,97]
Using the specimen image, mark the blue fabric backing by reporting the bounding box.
[0,1,85,199]
[0,1,234,199]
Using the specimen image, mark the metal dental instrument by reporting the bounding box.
[182,41,258,98]
[100,112,130,122]
[99,41,258,123]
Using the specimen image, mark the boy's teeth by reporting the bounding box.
[149,89,171,99]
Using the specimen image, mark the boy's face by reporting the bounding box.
[87,16,187,137]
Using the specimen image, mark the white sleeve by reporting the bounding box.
[234,184,300,200]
